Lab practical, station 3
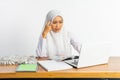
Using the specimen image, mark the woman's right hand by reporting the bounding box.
[42,21,52,38]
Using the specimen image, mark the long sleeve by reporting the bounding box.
[36,35,47,57]
[69,32,82,54]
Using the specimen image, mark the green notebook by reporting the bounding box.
[16,64,38,72]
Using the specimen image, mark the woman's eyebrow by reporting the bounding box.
[59,20,63,22]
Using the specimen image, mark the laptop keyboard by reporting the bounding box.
[71,59,78,65]
[62,56,79,61]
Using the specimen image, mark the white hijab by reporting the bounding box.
[41,10,72,60]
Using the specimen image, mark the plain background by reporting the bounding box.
[0,0,120,56]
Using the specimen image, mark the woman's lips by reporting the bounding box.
[55,29,60,31]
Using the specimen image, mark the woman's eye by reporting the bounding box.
[53,22,57,24]
[59,21,63,23]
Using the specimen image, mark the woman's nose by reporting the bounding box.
[56,23,60,28]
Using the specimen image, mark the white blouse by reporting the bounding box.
[36,32,81,58]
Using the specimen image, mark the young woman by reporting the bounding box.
[36,10,109,80]
[36,10,81,61]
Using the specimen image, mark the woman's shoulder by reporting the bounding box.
[66,31,80,42]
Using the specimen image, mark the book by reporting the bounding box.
[37,60,73,71]
[16,64,38,72]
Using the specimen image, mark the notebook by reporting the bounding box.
[16,64,38,72]
[64,42,111,68]
[37,60,72,71]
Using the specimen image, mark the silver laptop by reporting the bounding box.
[64,42,112,68]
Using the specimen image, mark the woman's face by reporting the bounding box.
[51,16,63,32]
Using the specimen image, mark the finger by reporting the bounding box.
[46,21,51,26]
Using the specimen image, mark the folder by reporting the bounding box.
[16,64,38,72]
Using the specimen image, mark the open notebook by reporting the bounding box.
[37,60,72,71]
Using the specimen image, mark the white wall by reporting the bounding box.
[0,0,120,56]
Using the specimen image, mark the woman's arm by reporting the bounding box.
[69,32,82,54]
[42,21,52,38]
[36,35,47,57]
[36,21,52,57]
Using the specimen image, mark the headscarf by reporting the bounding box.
[38,10,72,60]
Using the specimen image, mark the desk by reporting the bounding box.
[0,57,120,78]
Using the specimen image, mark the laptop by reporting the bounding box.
[64,42,112,68]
